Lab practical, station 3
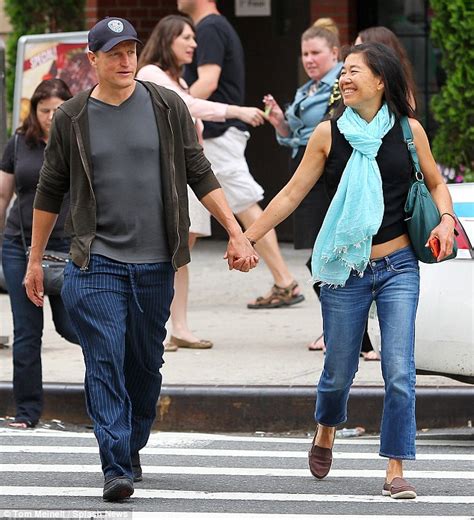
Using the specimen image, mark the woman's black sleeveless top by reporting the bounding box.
[323,118,413,245]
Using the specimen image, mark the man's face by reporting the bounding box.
[88,40,137,90]
[177,0,197,15]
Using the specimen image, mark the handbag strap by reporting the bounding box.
[400,116,424,182]
[12,133,29,256]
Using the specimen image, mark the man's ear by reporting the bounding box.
[87,51,98,69]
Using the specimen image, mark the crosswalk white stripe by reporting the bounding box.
[0,429,472,447]
[0,445,471,460]
[0,464,471,479]
[3,513,472,520]
[0,486,472,503]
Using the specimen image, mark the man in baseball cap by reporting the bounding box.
[88,16,141,52]
[26,14,258,505]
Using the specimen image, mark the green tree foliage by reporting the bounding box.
[4,0,85,113]
[430,0,474,179]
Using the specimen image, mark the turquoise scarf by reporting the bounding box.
[311,104,395,287]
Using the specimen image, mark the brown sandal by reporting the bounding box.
[247,281,305,309]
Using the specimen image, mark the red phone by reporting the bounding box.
[429,237,440,258]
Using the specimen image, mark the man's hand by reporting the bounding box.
[24,260,45,307]
[224,235,259,272]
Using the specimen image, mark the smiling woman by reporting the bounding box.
[261,18,343,350]
[244,42,456,499]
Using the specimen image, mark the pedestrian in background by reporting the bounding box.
[263,18,346,352]
[0,79,79,430]
[178,0,305,310]
[24,17,257,502]
[136,14,265,351]
[245,42,456,498]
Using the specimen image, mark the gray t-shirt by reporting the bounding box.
[88,82,169,263]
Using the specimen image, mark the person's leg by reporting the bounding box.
[236,204,296,289]
[305,256,326,350]
[315,271,374,443]
[374,248,419,482]
[168,234,208,344]
[124,262,175,464]
[203,128,302,307]
[61,255,133,481]
[2,237,44,427]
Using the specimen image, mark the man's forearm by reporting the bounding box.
[29,209,59,261]
[200,188,242,237]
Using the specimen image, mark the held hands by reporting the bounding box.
[24,260,45,307]
[425,214,456,262]
[224,234,259,272]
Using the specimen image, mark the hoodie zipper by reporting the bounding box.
[71,116,96,270]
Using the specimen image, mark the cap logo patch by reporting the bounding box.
[108,20,124,33]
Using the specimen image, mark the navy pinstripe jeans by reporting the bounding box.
[61,254,174,480]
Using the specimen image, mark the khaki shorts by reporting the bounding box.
[203,127,264,214]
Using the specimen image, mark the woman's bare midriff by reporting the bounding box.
[370,233,411,259]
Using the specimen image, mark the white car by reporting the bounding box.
[369,182,474,384]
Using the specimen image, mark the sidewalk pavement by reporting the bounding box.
[0,240,472,432]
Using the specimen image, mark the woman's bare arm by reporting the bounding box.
[245,120,331,243]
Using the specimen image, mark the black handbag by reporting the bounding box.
[13,134,69,295]
[400,117,457,263]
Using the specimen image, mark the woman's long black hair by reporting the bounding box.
[338,42,416,119]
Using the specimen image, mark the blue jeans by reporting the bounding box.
[61,254,175,480]
[2,235,79,426]
[316,246,420,460]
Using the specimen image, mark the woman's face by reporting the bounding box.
[36,96,64,138]
[301,37,338,81]
[171,23,197,67]
[339,52,384,109]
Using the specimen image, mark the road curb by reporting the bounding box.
[0,383,472,432]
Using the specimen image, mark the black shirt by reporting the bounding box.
[323,118,412,245]
[184,14,247,139]
[1,133,70,241]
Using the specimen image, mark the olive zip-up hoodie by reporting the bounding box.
[34,80,220,270]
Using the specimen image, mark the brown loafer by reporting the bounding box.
[382,477,417,499]
[308,426,336,479]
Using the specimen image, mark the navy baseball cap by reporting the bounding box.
[88,17,142,53]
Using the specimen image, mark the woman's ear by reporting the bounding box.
[376,77,384,91]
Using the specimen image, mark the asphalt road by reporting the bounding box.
[0,428,472,519]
